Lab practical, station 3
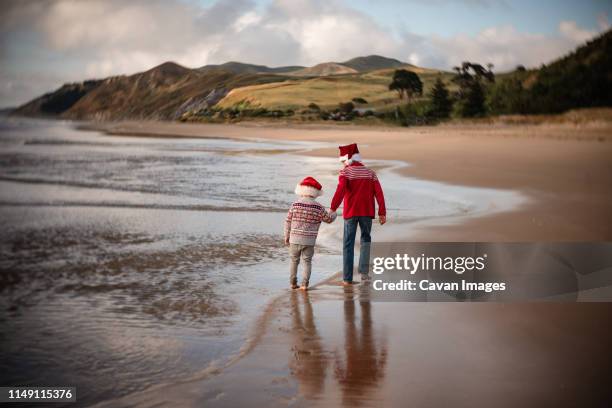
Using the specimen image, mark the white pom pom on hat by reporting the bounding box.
[295,176,323,197]
[338,143,361,164]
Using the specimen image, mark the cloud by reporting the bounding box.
[0,0,609,107]
[367,0,510,8]
[597,12,610,31]
[259,0,399,64]
[207,24,301,66]
[430,28,555,70]
[559,21,598,44]
[402,20,608,72]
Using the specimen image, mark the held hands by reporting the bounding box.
[328,209,337,222]
[379,215,386,225]
[284,237,290,246]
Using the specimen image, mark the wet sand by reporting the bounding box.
[86,120,612,407]
[101,282,612,408]
[94,120,612,240]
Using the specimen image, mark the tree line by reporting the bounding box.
[387,28,611,125]
[387,62,496,125]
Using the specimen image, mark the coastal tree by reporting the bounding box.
[338,101,355,113]
[451,62,495,117]
[389,69,423,104]
[428,77,453,119]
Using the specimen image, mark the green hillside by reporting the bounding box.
[341,55,406,72]
[215,66,450,112]
[198,61,304,74]
[488,29,612,114]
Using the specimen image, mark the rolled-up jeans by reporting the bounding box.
[289,244,315,286]
[343,216,372,282]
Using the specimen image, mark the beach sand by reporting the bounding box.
[94,120,612,240]
[90,120,612,407]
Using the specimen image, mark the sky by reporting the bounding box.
[0,0,610,108]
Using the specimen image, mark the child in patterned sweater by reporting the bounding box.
[284,176,336,290]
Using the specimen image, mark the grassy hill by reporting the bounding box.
[289,63,359,77]
[215,65,450,112]
[341,55,406,72]
[198,61,304,75]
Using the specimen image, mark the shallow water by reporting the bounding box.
[0,117,525,406]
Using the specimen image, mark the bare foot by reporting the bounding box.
[342,281,354,286]
[291,284,299,290]
[299,285,308,291]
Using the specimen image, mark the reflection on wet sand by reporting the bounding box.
[288,285,388,406]
[334,285,387,407]
[90,281,612,407]
[283,285,612,408]
[289,291,327,398]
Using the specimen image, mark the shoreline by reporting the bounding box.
[65,119,612,406]
[89,119,612,241]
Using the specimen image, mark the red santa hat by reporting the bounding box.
[338,143,361,164]
[295,176,323,197]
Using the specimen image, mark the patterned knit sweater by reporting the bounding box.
[284,197,336,246]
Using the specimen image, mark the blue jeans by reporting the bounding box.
[343,216,372,282]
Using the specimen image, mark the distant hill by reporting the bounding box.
[341,55,406,72]
[198,56,407,76]
[12,38,611,121]
[10,56,441,120]
[290,63,358,77]
[198,61,304,75]
[13,62,291,120]
[14,80,104,117]
[63,62,230,120]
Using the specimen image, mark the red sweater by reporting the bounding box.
[330,162,386,219]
